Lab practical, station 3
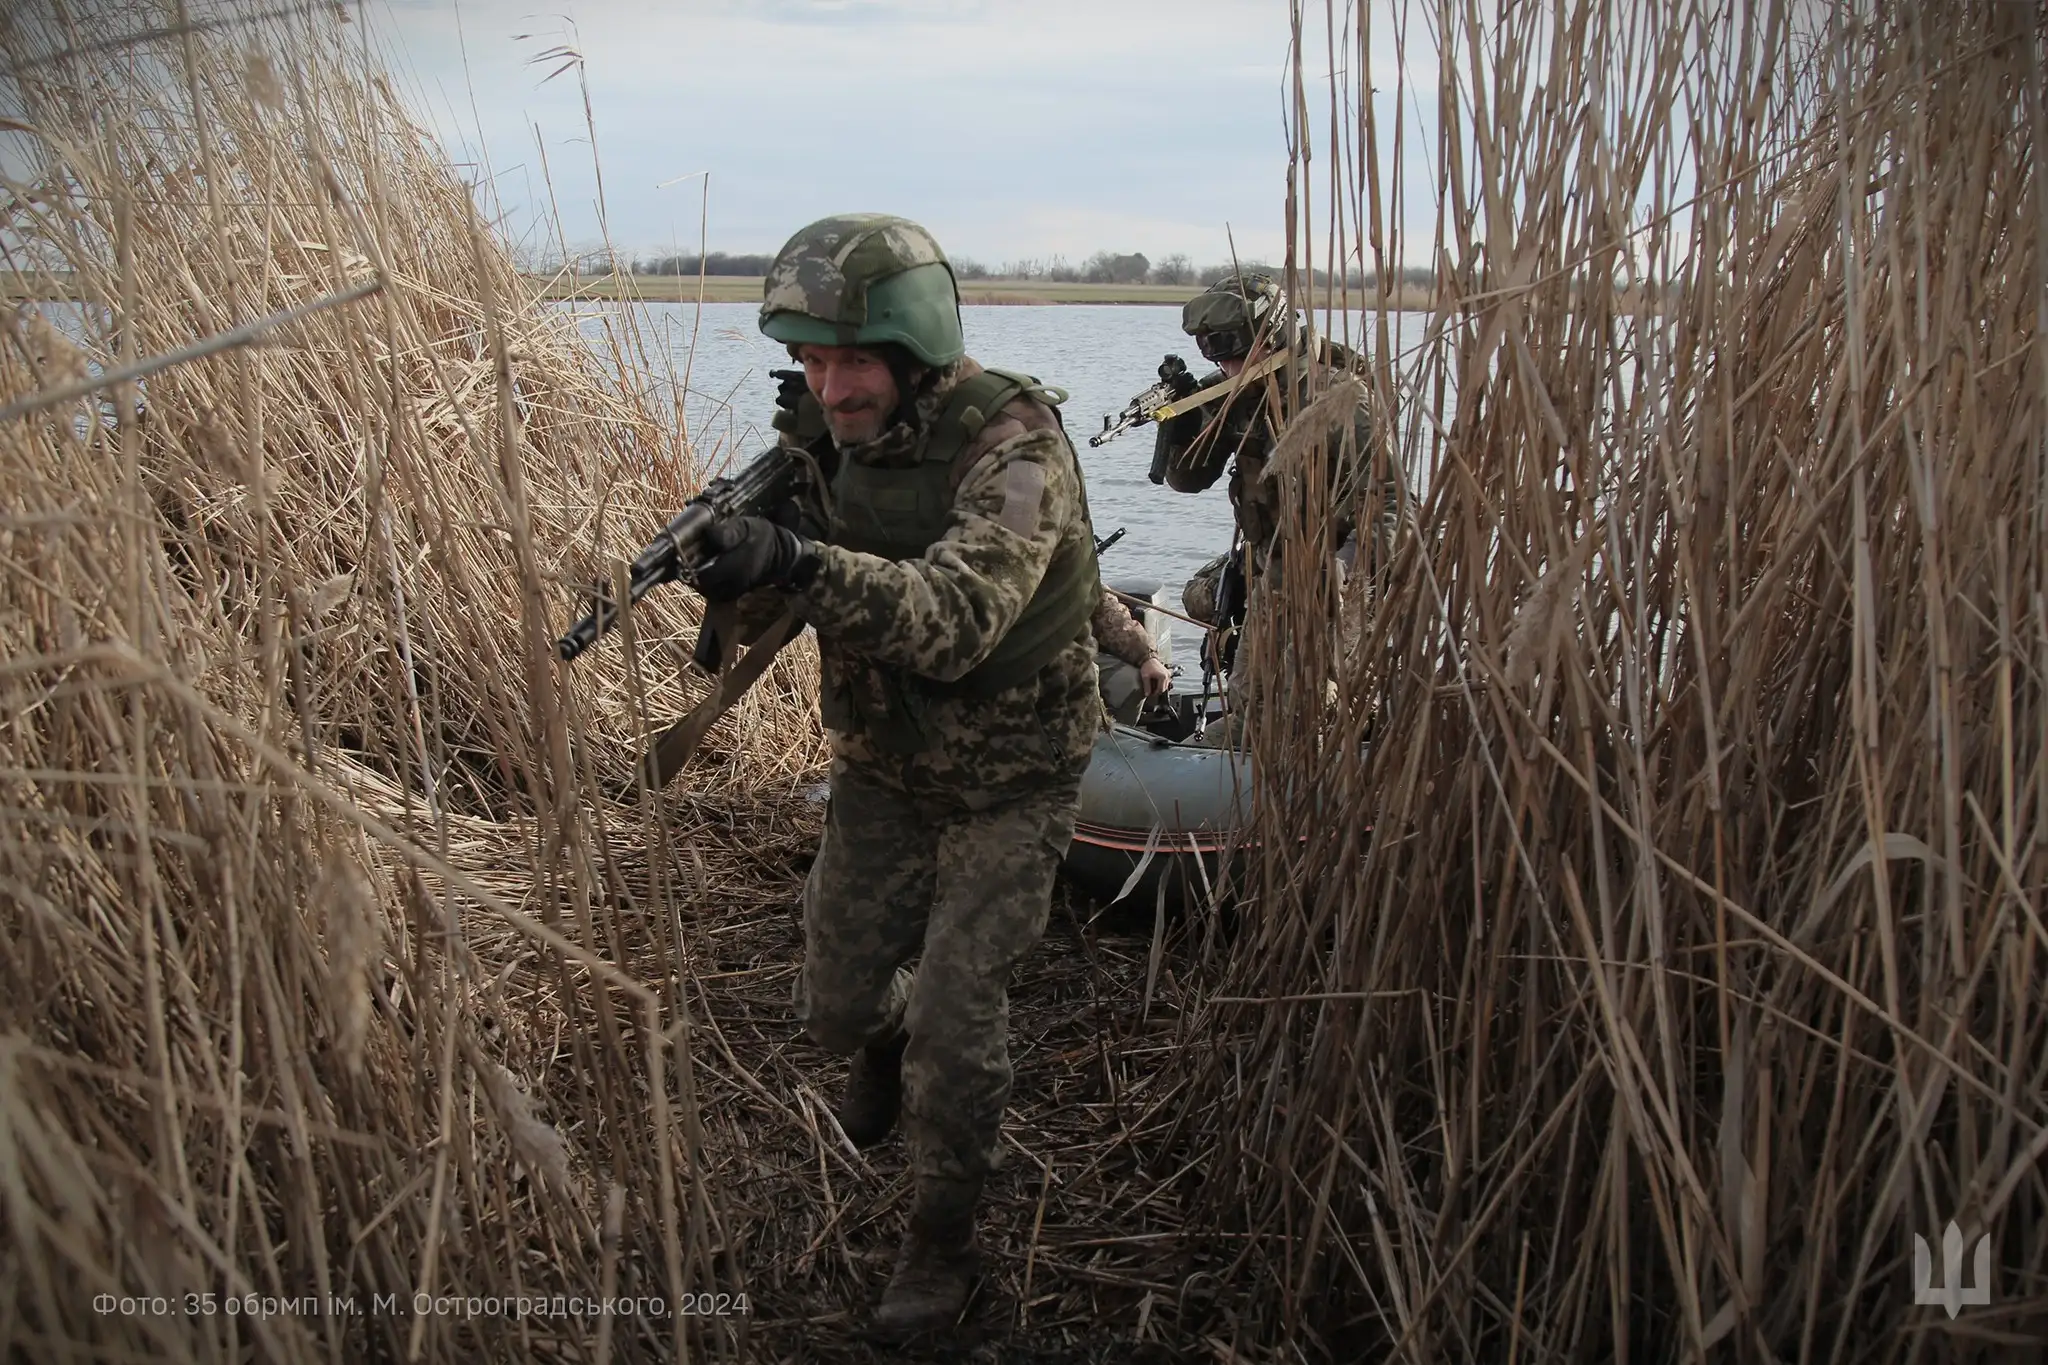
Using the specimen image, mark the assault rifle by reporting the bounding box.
[556,443,799,662]
[1089,348,1295,448]
[1091,355,1198,448]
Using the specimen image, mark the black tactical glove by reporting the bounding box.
[772,367,808,416]
[692,514,821,602]
[770,366,831,444]
[1158,353,1199,399]
[759,495,803,533]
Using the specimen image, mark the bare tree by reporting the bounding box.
[1150,253,1194,285]
[1082,250,1150,284]
[510,237,566,274]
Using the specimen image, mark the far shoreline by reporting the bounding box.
[527,273,1441,310]
[0,269,1442,311]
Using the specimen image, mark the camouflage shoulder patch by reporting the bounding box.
[997,460,1047,536]
[951,394,1061,494]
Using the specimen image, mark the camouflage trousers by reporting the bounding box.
[795,757,1082,1181]
[1186,540,1360,749]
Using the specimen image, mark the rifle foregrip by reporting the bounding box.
[554,443,797,664]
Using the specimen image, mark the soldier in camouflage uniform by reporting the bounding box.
[1148,273,1389,739]
[689,214,1107,1340]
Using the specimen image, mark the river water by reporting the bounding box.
[571,301,1426,615]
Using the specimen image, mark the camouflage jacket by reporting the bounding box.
[1090,588,1157,667]
[1151,342,1392,576]
[761,357,1102,806]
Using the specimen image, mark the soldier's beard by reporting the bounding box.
[825,401,888,445]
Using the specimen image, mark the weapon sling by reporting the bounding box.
[638,605,804,788]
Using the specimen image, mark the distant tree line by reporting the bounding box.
[632,251,777,276]
[956,252,1436,290]
[530,244,1438,290]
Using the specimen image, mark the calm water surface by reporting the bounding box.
[569,302,1424,614]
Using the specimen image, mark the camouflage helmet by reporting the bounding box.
[758,213,964,367]
[1181,271,1288,361]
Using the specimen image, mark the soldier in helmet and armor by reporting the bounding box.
[1148,272,1386,739]
[688,213,1108,1338]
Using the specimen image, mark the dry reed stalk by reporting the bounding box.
[1158,1,2048,1361]
[0,2,827,1360]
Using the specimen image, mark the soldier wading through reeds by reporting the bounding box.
[686,213,1113,1340]
[1145,271,1397,743]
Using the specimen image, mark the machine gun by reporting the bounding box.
[556,442,799,662]
[1089,348,1297,449]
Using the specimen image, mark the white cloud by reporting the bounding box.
[366,0,1302,266]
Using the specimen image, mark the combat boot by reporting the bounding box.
[835,1031,908,1149]
[871,1175,984,1340]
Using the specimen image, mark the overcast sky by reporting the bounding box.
[371,0,1349,270]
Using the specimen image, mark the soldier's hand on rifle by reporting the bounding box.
[1158,353,1198,399]
[692,515,820,602]
[760,496,804,533]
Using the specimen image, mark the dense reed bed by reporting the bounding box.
[1177,0,2048,1359]
[0,4,828,1360]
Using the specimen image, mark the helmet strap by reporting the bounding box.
[875,342,928,428]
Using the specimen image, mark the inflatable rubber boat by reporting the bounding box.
[798,577,1249,907]
[1064,579,1250,908]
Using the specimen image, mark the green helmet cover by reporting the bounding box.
[759,214,965,366]
[1181,272,1287,357]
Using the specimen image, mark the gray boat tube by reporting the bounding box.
[1062,723,1250,909]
